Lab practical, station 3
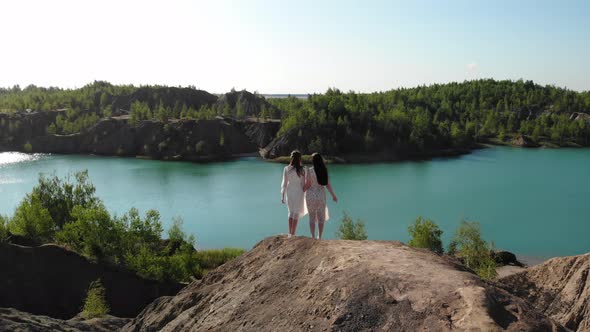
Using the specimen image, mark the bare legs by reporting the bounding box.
[317,221,324,239]
[309,211,325,240]
[288,217,299,236]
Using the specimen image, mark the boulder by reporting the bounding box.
[492,250,524,267]
[500,253,590,331]
[512,135,539,148]
[124,236,564,331]
[0,307,129,332]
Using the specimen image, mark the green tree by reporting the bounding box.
[448,220,497,280]
[32,170,100,229]
[82,279,110,319]
[56,205,124,262]
[8,194,54,242]
[336,212,367,240]
[407,217,443,254]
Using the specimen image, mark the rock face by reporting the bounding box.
[500,253,590,331]
[0,307,129,332]
[0,117,261,161]
[124,236,564,332]
[0,243,182,319]
[512,135,539,147]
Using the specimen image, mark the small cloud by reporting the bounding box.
[466,62,479,79]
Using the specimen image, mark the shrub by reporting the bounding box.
[194,248,245,270]
[448,220,497,280]
[23,142,32,152]
[407,217,443,254]
[81,279,110,319]
[336,212,367,240]
[195,140,207,154]
[8,193,55,242]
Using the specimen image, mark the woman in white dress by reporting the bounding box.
[304,153,337,240]
[281,150,307,237]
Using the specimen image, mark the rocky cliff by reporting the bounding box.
[0,242,182,320]
[123,236,565,332]
[0,115,280,161]
[500,253,590,332]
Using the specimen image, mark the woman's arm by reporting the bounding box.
[281,167,287,203]
[327,181,338,202]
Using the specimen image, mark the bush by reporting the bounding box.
[32,170,100,229]
[8,194,55,242]
[195,140,207,154]
[448,220,497,280]
[407,217,443,254]
[336,212,367,240]
[81,279,110,319]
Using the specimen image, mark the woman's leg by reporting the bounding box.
[318,221,325,240]
[288,217,293,235]
[309,211,316,238]
[292,217,299,235]
[317,210,326,239]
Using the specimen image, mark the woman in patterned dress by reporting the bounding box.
[304,153,337,239]
[281,150,307,237]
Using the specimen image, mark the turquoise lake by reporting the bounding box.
[0,147,589,258]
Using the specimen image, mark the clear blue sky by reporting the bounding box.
[0,0,588,93]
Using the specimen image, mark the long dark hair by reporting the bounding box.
[290,150,304,177]
[312,153,328,185]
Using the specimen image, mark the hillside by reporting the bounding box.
[500,253,590,331]
[0,242,182,319]
[123,236,565,331]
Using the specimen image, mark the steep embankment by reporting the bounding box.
[0,243,182,319]
[124,236,564,332]
[0,116,280,161]
[0,308,129,332]
[500,253,590,332]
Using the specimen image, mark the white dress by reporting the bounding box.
[281,165,307,219]
[305,167,330,223]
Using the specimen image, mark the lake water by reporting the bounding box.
[1,147,589,259]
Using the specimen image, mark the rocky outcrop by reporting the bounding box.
[569,112,590,122]
[216,90,281,118]
[124,236,564,331]
[0,243,182,319]
[512,135,539,147]
[242,120,281,149]
[500,253,590,331]
[111,87,218,113]
[0,307,129,332]
[0,109,284,161]
[0,117,261,161]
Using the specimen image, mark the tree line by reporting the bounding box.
[268,79,590,154]
[1,80,589,150]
